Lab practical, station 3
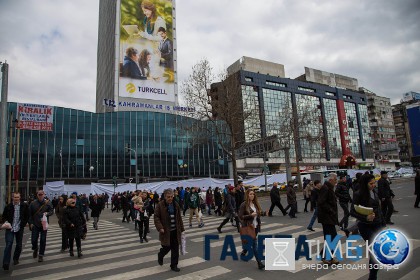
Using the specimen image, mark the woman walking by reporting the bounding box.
[214,187,223,216]
[238,189,267,270]
[55,195,68,253]
[350,173,385,280]
[63,198,86,258]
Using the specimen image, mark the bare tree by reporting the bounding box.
[180,59,257,186]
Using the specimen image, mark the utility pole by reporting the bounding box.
[15,113,21,192]
[0,62,9,210]
[126,145,138,190]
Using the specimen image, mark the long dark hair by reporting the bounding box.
[358,173,375,206]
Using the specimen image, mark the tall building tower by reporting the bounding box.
[96,0,178,113]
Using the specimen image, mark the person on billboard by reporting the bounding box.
[157,27,173,70]
[122,47,146,80]
[139,0,166,41]
[138,49,160,81]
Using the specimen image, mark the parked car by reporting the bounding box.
[388,172,401,179]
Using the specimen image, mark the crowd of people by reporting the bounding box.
[1,170,419,276]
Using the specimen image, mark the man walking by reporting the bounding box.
[378,171,394,225]
[1,192,29,270]
[306,180,321,231]
[29,190,54,262]
[318,173,339,265]
[268,182,287,216]
[89,194,102,230]
[335,175,352,230]
[154,189,185,272]
[187,187,203,228]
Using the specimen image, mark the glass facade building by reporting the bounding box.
[218,69,374,169]
[5,103,229,183]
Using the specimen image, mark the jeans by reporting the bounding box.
[31,225,47,256]
[307,207,318,229]
[3,229,24,265]
[339,202,350,228]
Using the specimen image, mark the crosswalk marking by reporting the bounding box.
[164,266,231,280]
[92,257,206,280]
[398,267,420,280]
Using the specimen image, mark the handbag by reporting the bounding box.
[239,224,256,244]
[41,213,49,231]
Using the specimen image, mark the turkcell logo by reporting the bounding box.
[371,229,410,266]
[265,238,295,270]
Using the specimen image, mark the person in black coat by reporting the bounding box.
[214,187,223,216]
[122,47,146,79]
[63,198,86,258]
[377,171,394,224]
[415,170,420,208]
[350,173,385,280]
[268,182,287,216]
[89,195,102,230]
[335,175,352,230]
[317,173,339,265]
[1,192,29,270]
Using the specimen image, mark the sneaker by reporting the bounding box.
[198,223,204,228]
[140,238,144,243]
[33,250,38,258]
[217,227,222,233]
[77,250,83,258]
[13,259,19,265]
[189,224,192,228]
[143,237,149,243]
[170,266,181,272]
[307,227,315,232]
[38,256,43,262]
[257,261,265,270]
[322,259,332,265]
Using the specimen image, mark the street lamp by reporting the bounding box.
[89,166,94,178]
[125,145,138,190]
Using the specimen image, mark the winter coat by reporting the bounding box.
[350,189,385,226]
[187,192,200,209]
[206,191,214,205]
[63,206,86,239]
[55,203,66,228]
[238,202,265,233]
[317,181,339,225]
[29,199,54,229]
[270,186,281,203]
[89,199,102,218]
[224,193,237,214]
[335,182,352,203]
[154,200,185,247]
[377,178,392,199]
[286,186,297,205]
[214,191,222,207]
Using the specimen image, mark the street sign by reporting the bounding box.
[235,135,281,159]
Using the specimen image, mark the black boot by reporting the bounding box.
[69,250,74,257]
[257,261,265,270]
[78,249,83,258]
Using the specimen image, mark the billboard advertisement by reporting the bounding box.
[17,103,54,131]
[119,0,175,103]
[407,105,420,157]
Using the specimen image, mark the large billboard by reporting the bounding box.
[119,0,175,103]
[17,103,54,131]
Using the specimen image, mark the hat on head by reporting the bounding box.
[380,171,388,175]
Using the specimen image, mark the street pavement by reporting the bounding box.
[0,177,419,279]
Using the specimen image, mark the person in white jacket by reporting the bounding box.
[139,0,166,41]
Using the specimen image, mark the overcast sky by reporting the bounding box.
[1,0,419,112]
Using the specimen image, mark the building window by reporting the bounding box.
[298,86,315,93]
[343,95,353,100]
[266,81,286,87]
[325,92,336,97]
[245,77,253,82]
